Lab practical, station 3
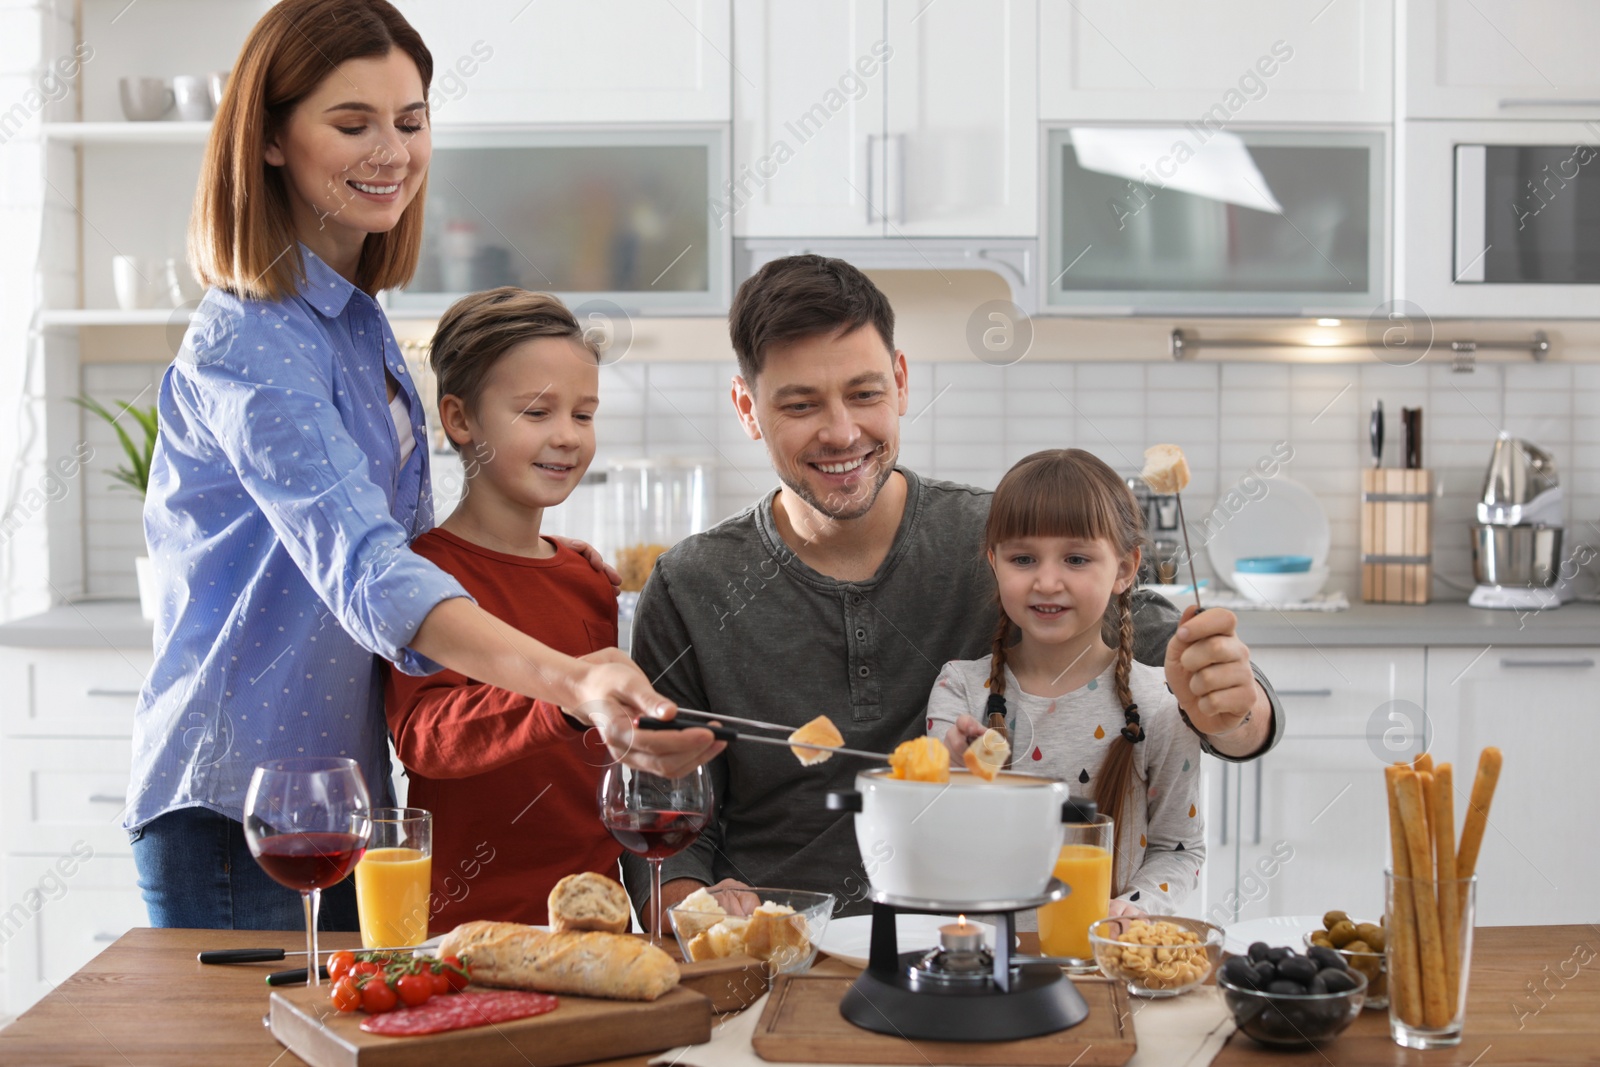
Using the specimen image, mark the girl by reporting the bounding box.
[928,449,1204,915]
[129,0,720,930]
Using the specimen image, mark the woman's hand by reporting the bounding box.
[1108,898,1146,919]
[564,648,724,777]
[942,714,987,760]
[548,536,623,594]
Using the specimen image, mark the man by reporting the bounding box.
[624,255,1282,920]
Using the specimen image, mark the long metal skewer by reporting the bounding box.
[1173,492,1205,614]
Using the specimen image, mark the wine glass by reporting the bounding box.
[244,757,372,986]
[598,764,713,946]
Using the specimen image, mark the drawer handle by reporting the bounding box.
[86,688,141,698]
[87,794,127,805]
[1276,688,1333,698]
[93,932,120,943]
[1499,658,1595,670]
[1498,97,1600,108]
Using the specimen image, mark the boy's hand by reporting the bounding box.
[1163,605,1258,735]
[549,536,623,594]
[942,714,987,760]
[566,649,724,777]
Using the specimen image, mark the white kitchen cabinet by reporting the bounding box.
[396,0,731,124]
[1249,647,1427,740]
[1039,0,1393,124]
[1404,0,1600,120]
[0,648,150,739]
[1424,647,1600,927]
[3,853,145,1013]
[730,0,1036,238]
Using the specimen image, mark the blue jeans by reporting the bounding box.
[130,806,359,931]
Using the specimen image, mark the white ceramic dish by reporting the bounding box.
[1222,914,1323,957]
[1229,567,1329,604]
[834,769,1071,905]
[1206,477,1331,592]
[818,914,997,969]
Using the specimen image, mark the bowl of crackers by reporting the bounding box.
[1089,916,1224,998]
[669,887,834,974]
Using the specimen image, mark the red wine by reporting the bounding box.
[253,832,366,890]
[605,810,709,859]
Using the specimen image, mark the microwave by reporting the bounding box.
[1403,121,1600,318]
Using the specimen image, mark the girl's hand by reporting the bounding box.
[565,649,724,777]
[1163,605,1258,734]
[942,714,988,760]
[1108,898,1146,919]
[549,536,623,594]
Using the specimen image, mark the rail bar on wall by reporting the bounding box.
[1168,328,1550,363]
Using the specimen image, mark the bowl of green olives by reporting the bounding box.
[1305,909,1387,1009]
[1219,942,1367,1047]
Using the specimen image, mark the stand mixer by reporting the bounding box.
[1469,435,1569,610]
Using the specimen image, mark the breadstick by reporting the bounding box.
[1397,770,1450,1028]
[1385,764,1423,1026]
[1416,770,1435,884]
[1456,746,1502,886]
[1412,752,1434,775]
[1432,763,1461,1012]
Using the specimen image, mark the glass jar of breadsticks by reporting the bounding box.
[1383,748,1499,1050]
[603,458,714,592]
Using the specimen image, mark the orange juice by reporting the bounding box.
[354,846,431,948]
[1037,843,1113,959]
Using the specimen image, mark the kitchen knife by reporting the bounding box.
[1403,407,1423,469]
[1370,400,1383,468]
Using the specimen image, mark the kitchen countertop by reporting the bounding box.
[3,598,1596,651]
[0,926,1592,1066]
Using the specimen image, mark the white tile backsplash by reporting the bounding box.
[78,358,1600,603]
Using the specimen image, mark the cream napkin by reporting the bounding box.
[652,984,1236,1067]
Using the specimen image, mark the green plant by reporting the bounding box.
[71,395,159,495]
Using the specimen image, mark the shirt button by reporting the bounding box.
[851,594,862,604]
[857,666,870,677]
[855,628,866,640]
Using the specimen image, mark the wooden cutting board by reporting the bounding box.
[751,974,1136,1066]
[270,983,711,1067]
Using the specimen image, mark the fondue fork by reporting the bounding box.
[671,706,796,734]
[638,717,892,762]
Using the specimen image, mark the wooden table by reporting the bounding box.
[0,926,1594,1065]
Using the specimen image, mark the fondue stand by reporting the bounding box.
[827,782,1098,1042]
[840,883,1090,1042]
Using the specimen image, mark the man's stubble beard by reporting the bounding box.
[777,438,900,524]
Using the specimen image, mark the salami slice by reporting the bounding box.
[360,990,559,1036]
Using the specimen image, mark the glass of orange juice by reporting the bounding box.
[1037,813,1113,973]
[354,807,432,948]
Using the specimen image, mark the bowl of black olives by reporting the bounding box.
[1218,942,1367,1047]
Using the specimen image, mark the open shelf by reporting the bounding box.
[42,122,211,144]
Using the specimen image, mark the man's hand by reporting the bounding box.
[549,536,623,594]
[1164,605,1271,755]
[564,648,724,778]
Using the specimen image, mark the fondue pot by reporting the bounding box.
[827,768,1077,906]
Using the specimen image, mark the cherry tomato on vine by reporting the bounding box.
[395,972,434,1008]
[329,976,361,1013]
[327,951,356,983]
[360,978,398,1014]
[441,956,470,992]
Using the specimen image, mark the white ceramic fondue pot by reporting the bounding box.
[828,768,1088,906]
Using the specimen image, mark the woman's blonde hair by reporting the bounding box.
[983,449,1145,886]
[189,0,432,301]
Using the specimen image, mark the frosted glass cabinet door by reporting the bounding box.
[1045,127,1387,314]
[397,0,731,123]
[388,129,729,314]
[886,0,1038,237]
[729,0,888,238]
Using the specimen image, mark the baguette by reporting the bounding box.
[1432,763,1461,1011]
[1397,771,1449,1028]
[1385,764,1423,1026]
[437,921,679,1001]
[548,872,630,934]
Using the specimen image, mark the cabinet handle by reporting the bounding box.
[93,932,120,943]
[1498,98,1600,108]
[1275,688,1333,698]
[1253,760,1263,846]
[86,688,141,698]
[865,133,880,224]
[1219,764,1229,846]
[1498,657,1595,670]
[87,793,127,805]
[895,133,908,225]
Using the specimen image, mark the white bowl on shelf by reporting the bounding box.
[1229,567,1328,604]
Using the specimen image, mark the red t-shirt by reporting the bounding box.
[384,528,621,932]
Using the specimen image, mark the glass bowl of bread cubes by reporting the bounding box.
[670,887,834,973]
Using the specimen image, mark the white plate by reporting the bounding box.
[1205,477,1331,592]
[1223,914,1323,957]
[818,914,997,969]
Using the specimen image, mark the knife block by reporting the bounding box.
[1361,469,1432,604]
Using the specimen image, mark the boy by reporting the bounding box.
[385,287,620,931]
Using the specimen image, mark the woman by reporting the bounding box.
[128,0,721,930]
